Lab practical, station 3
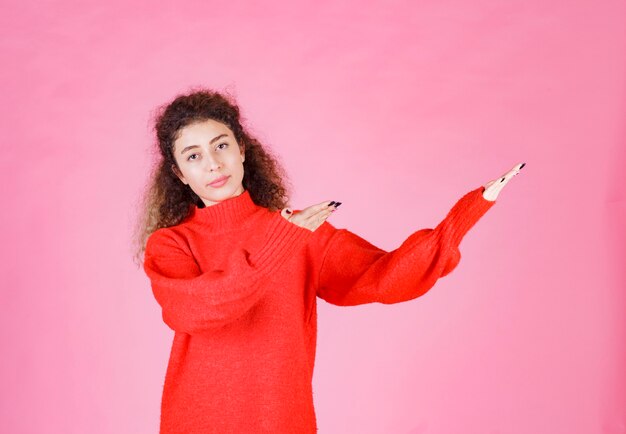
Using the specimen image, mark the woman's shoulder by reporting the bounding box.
[145,226,184,256]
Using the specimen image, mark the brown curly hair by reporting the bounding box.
[132,87,294,267]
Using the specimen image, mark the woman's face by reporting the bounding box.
[172,119,246,207]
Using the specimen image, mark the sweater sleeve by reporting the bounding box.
[143,212,315,334]
[316,186,496,306]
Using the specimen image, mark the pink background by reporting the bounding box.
[2,1,625,433]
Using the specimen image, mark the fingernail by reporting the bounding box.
[328,201,336,206]
[520,162,526,169]
[500,178,505,182]
[286,209,292,214]
[334,202,342,208]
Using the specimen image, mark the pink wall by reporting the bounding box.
[2,1,624,433]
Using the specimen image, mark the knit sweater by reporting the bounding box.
[143,186,496,433]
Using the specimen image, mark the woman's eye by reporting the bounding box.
[187,143,227,161]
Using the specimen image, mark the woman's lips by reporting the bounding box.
[208,175,229,187]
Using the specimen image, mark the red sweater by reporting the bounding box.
[143,186,496,433]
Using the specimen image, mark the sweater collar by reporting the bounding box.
[189,189,259,228]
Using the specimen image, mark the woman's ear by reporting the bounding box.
[171,164,187,185]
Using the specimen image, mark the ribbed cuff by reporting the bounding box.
[435,185,496,247]
[249,211,316,273]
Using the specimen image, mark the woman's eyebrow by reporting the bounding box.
[180,133,229,155]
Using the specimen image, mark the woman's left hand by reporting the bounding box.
[482,162,526,201]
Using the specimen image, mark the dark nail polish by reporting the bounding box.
[520,163,526,169]
[286,210,292,214]
[328,201,336,206]
[500,177,505,182]
[334,202,342,208]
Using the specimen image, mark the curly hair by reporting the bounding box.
[131,87,294,267]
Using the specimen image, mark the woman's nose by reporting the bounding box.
[204,155,222,171]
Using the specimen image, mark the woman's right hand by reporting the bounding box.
[280,200,342,232]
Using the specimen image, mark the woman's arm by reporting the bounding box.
[143,212,314,334]
[315,186,496,306]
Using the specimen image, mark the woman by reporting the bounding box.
[135,88,524,433]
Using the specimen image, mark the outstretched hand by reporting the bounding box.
[280,200,341,232]
[482,162,526,201]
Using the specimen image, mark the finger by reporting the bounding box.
[313,207,335,227]
[502,168,515,180]
[280,207,293,220]
[321,201,341,216]
[498,167,520,185]
[329,201,341,213]
[308,205,335,225]
[500,167,518,183]
[310,202,339,226]
[300,200,337,218]
[508,162,526,176]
